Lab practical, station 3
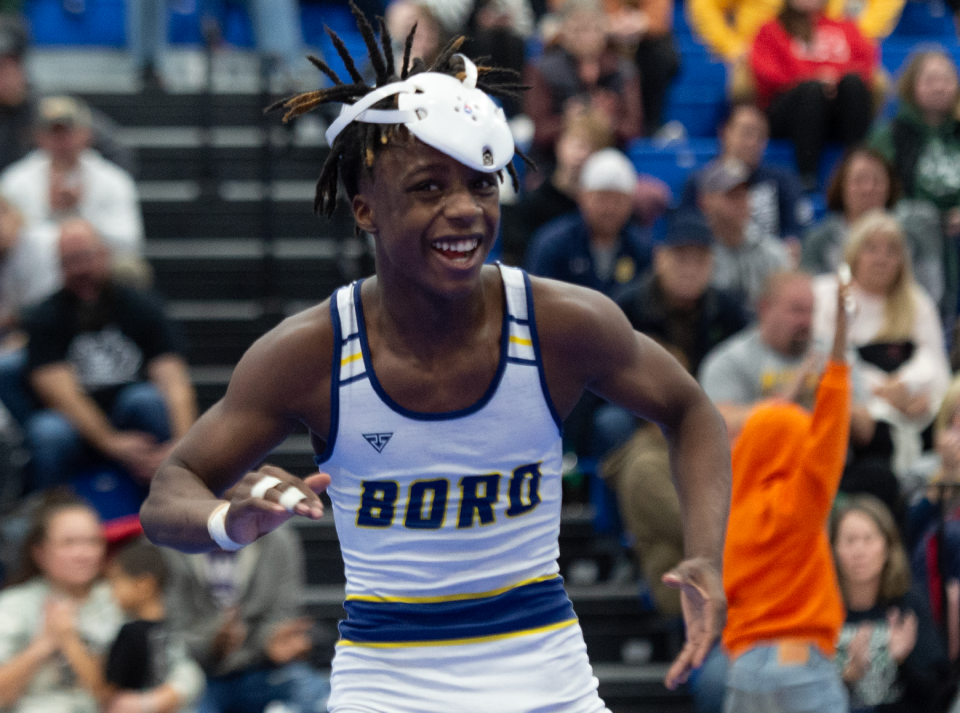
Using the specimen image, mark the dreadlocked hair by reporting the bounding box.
[266,1,533,219]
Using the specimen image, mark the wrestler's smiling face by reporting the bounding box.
[352,137,501,299]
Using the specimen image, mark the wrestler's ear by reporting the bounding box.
[352,192,377,236]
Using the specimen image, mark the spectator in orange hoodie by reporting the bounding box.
[721,274,851,711]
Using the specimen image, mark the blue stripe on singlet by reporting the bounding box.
[506,357,538,366]
[314,288,344,465]
[337,576,576,646]
[339,372,369,387]
[522,270,563,432]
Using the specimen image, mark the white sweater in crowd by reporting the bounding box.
[0,149,144,259]
[812,273,951,414]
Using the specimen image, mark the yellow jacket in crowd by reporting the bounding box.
[687,0,904,61]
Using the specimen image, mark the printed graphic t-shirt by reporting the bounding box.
[25,284,183,412]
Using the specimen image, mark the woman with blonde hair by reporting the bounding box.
[832,494,947,712]
[813,210,950,478]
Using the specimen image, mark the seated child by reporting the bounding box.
[104,539,204,713]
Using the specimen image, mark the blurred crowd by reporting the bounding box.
[0,0,958,710]
[467,0,960,710]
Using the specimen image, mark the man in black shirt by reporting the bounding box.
[617,208,749,376]
[24,219,196,490]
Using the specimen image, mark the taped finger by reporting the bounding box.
[279,487,308,512]
[250,475,283,499]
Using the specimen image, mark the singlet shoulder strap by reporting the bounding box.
[500,264,536,364]
[498,264,563,432]
[335,281,367,387]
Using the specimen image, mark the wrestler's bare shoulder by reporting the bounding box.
[227,298,336,412]
[527,275,633,354]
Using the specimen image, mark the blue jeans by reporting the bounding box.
[197,663,330,713]
[689,644,730,713]
[724,643,848,713]
[26,382,171,491]
[591,403,637,458]
[0,349,33,428]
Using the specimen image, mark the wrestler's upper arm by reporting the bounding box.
[169,305,334,494]
[531,277,703,428]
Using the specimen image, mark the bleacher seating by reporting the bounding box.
[643,0,960,196]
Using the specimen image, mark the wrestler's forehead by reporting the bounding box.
[374,137,495,179]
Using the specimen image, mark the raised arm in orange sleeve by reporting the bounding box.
[792,360,851,520]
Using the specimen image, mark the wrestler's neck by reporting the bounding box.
[367,269,497,354]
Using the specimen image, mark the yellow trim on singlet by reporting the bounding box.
[508,336,533,347]
[336,618,578,649]
[344,574,561,604]
[340,352,363,366]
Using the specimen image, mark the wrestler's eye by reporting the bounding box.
[473,175,497,190]
[409,180,441,193]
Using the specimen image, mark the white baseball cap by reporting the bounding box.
[579,148,639,195]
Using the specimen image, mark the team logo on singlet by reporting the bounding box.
[363,432,393,453]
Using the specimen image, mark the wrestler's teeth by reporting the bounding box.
[433,238,479,253]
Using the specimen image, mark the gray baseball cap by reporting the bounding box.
[696,157,750,194]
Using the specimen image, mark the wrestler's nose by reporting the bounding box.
[443,187,483,225]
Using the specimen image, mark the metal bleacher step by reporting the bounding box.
[30,48,324,98]
[147,237,364,301]
[142,198,351,240]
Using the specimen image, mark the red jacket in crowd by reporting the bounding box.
[749,14,878,109]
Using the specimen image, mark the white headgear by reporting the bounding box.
[324,55,515,173]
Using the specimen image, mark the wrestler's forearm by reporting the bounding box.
[664,392,731,567]
[140,460,225,552]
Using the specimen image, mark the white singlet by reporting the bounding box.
[316,264,610,713]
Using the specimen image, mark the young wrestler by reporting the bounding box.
[141,6,731,710]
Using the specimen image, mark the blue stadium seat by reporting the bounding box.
[168,2,255,47]
[663,84,727,137]
[301,3,370,84]
[765,139,845,193]
[27,0,126,46]
[673,0,694,38]
[674,46,727,87]
[28,0,259,48]
[889,0,954,40]
[880,36,960,75]
[627,137,837,216]
[627,137,720,196]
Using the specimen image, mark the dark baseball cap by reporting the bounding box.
[662,208,714,248]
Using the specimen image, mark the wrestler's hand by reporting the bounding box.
[661,557,726,690]
[222,466,331,546]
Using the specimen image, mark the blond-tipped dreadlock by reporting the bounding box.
[266,2,532,219]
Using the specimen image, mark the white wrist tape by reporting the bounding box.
[207,502,244,551]
[250,475,282,499]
